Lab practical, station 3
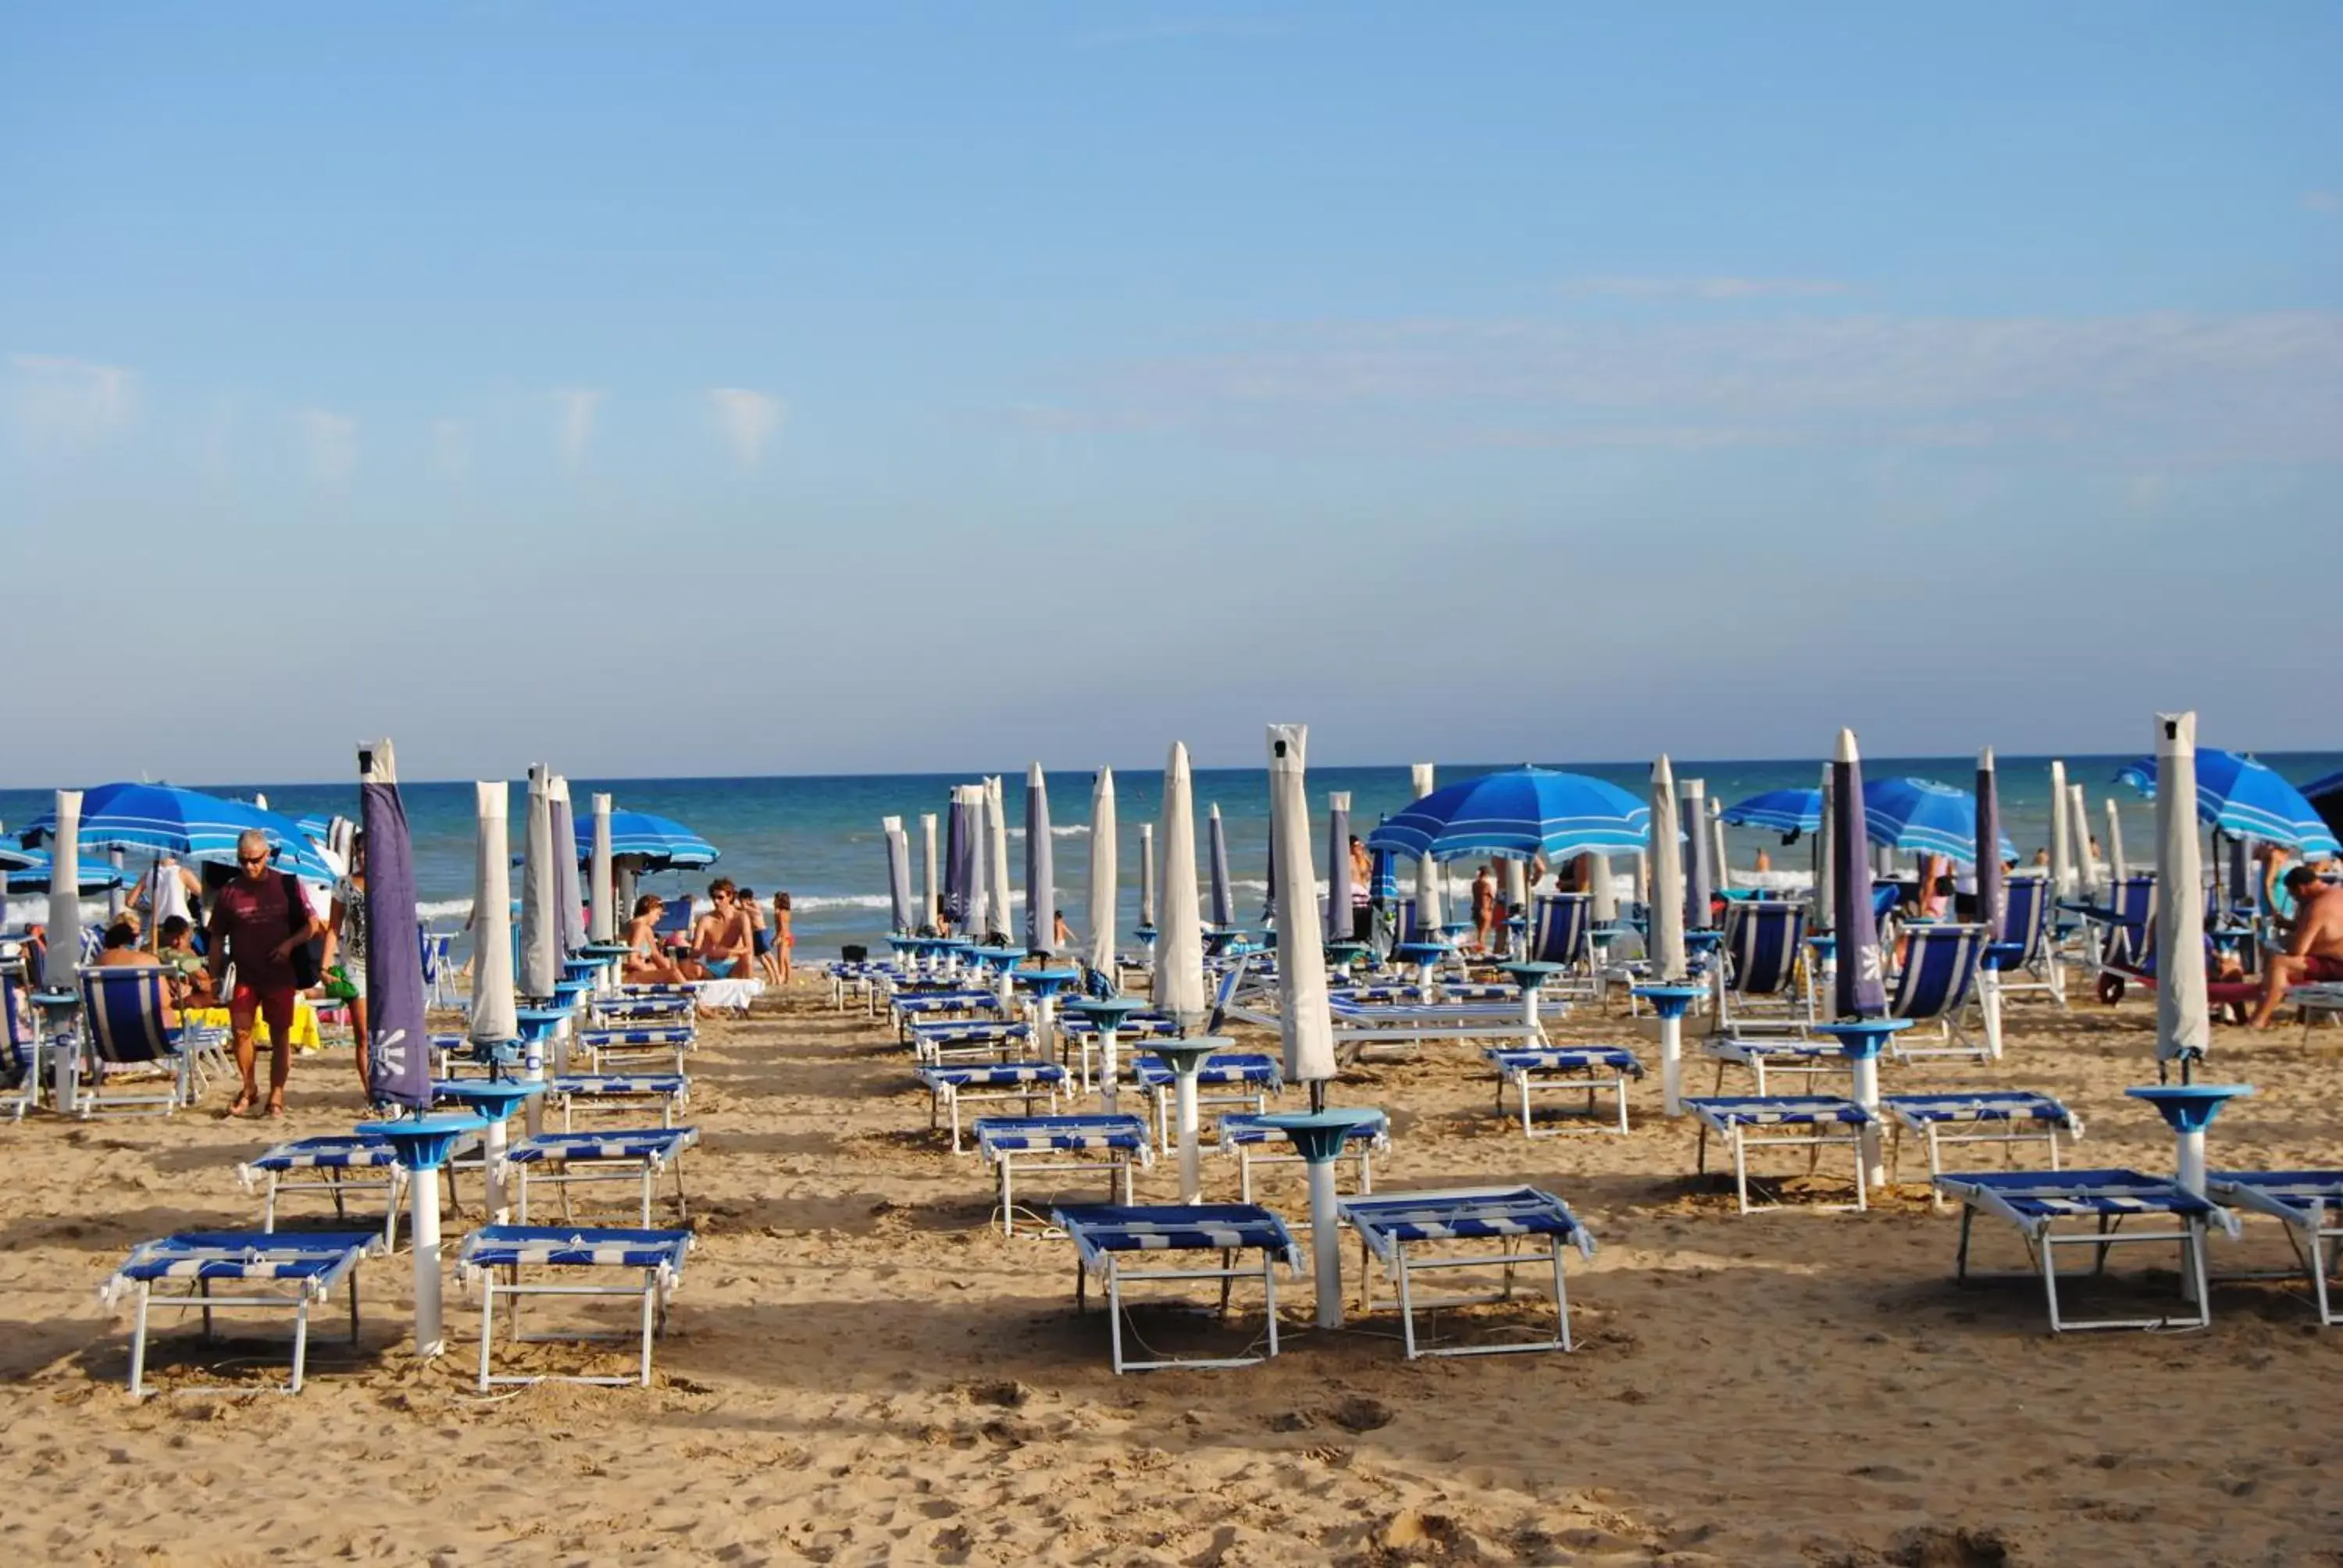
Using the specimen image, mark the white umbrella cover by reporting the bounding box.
[1268,725,1336,1083]
[2154,713,2210,1066]
[1152,742,1207,1024]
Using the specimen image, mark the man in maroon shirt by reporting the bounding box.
[205,829,326,1117]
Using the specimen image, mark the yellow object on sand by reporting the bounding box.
[183,1000,325,1053]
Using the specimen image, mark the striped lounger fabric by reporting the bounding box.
[505,1128,699,1226]
[1050,1203,1300,1374]
[1684,1096,1875,1214]
[2206,1171,2343,1326]
[1217,1110,1387,1203]
[236,1133,471,1246]
[907,1020,1032,1064]
[579,1025,694,1074]
[455,1224,694,1391]
[1702,1034,1847,1096]
[550,1074,690,1130]
[1338,1186,1596,1359]
[1134,1052,1282,1152]
[1882,1091,2083,1196]
[102,1230,385,1396]
[974,1114,1154,1237]
[916,1062,1068,1152]
[1485,1046,1644,1136]
[1935,1167,2241,1331]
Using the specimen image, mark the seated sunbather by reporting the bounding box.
[156,916,216,1007]
[95,921,180,1027]
[622,896,689,985]
[2251,868,2343,1028]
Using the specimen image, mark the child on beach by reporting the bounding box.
[772,892,794,985]
[742,886,783,985]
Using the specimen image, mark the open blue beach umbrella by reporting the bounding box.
[22,781,335,881]
[1721,788,1823,837]
[3,847,125,896]
[2112,749,2341,855]
[1861,778,2017,866]
[570,808,719,871]
[358,741,431,1110]
[1365,766,1650,861]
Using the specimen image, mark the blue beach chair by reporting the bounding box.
[77,965,223,1117]
[1885,924,1988,1063]
[1713,900,1813,1035]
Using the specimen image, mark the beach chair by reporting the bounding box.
[547,1073,690,1130]
[973,1113,1152,1238]
[419,928,459,1009]
[907,1019,1032,1065]
[577,1023,694,1074]
[1132,1050,1281,1152]
[1050,1203,1299,1374]
[1058,1010,1178,1089]
[236,1132,473,1247]
[76,964,219,1117]
[1684,1096,1874,1213]
[2,962,39,1121]
[1337,1185,1596,1359]
[505,1126,699,1226]
[1216,1110,1388,1202]
[590,988,698,1026]
[455,1224,694,1390]
[1484,1044,1643,1135]
[1712,900,1814,1035]
[1991,874,2062,1004]
[1881,1092,2084,1201]
[916,1061,1068,1153]
[1701,1032,1846,1095]
[2076,874,2156,996]
[1885,924,1988,1063]
[100,1230,384,1396]
[2204,1172,2343,1326]
[1935,1168,2238,1331]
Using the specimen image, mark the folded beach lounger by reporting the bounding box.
[1328,996,1549,1059]
[505,1126,699,1226]
[1485,1045,1645,1136]
[1218,1110,1388,1203]
[237,1133,473,1247]
[1935,1167,2239,1331]
[1338,1185,1596,1359]
[455,1224,694,1392]
[591,992,697,1026]
[1882,1091,2083,1198]
[1050,1203,1300,1374]
[101,1230,384,1396]
[1685,1096,1876,1213]
[906,1019,1032,1064]
[577,1024,694,1074]
[2205,1171,2343,1325]
[549,1073,690,1131]
[1134,1051,1282,1152]
[1701,1032,1846,1095]
[917,1061,1068,1153]
[974,1113,1153,1238]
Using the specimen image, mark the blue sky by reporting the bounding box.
[4,3,2338,786]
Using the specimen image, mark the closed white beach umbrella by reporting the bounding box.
[963,785,993,940]
[469,781,518,1045]
[1586,850,1617,925]
[883,816,915,933]
[518,766,558,999]
[1138,823,1157,929]
[1153,741,1208,1025]
[1649,757,1686,982]
[2049,760,2074,899]
[549,776,587,957]
[2069,782,2099,896]
[1681,777,1713,929]
[919,812,939,931]
[1410,763,1442,934]
[1024,764,1056,954]
[1086,768,1118,975]
[43,789,83,993]
[2106,796,2129,885]
[2155,713,2211,1070]
[1268,725,1336,1084]
[985,775,1013,946]
[588,793,615,943]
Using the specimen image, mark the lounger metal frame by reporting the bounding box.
[1055,1204,1296,1374]
[1687,1096,1873,1214]
[1486,1046,1642,1136]
[2206,1173,2343,1327]
[508,1128,697,1227]
[1339,1186,1594,1360]
[105,1231,382,1398]
[459,1227,691,1392]
[1939,1168,2236,1332]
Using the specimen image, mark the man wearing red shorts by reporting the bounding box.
[205,830,326,1117]
[2251,866,2343,1028]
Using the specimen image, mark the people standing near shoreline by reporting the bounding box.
[772,891,795,985]
[742,885,783,985]
[205,830,324,1119]
[1471,864,1497,953]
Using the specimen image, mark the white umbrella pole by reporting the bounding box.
[1175,1073,1201,1203]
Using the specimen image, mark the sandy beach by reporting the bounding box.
[3,980,2339,1567]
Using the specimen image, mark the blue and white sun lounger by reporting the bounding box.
[917,1061,1068,1152]
[591,989,697,1025]
[505,1127,698,1226]
[455,1224,694,1391]
[236,1132,473,1248]
[548,1073,690,1131]
[1051,1203,1299,1374]
[974,1114,1152,1237]
[1685,1096,1874,1213]
[906,1019,1032,1064]
[1217,1110,1388,1202]
[1485,1045,1644,1136]
[577,1024,694,1074]
[1937,1167,2238,1331]
[1701,1033,1846,1096]
[2206,1171,2343,1326]
[1882,1091,2083,1197]
[1338,1186,1596,1359]
[101,1230,384,1396]
[1133,1051,1281,1152]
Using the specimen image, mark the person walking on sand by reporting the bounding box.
[325,832,371,1098]
[206,829,325,1118]
[772,891,795,985]
[2250,867,2343,1028]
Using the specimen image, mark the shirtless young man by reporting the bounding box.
[690,878,757,979]
[2249,867,2343,1028]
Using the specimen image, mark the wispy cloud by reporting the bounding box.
[4,351,138,451]
[704,387,787,469]
[1082,16,1290,45]
[295,408,358,483]
[1047,310,2343,463]
[2302,190,2340,216]
[432,417,469,480]
[1557,276,1853,301]
[553,387,603,469]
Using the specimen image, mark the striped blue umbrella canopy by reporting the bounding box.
[2113,750,2341,855]
[21,782,334,880]
[569,809,719,870]
[1364,767,1650,861]
[1862,777,2017,866]
[1720,787,1822,836]
[4,848,127,896]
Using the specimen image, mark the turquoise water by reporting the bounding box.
[9,753,2338,958]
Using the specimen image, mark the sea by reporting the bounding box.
[9,754,2340,961]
